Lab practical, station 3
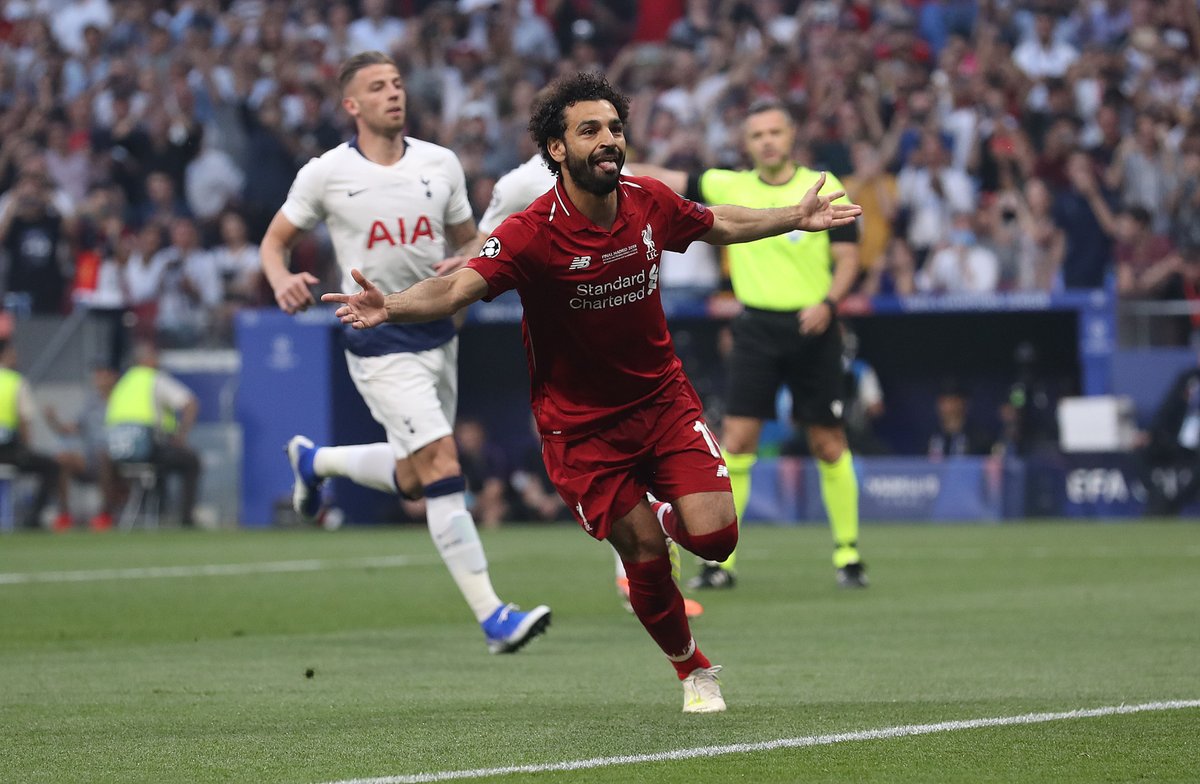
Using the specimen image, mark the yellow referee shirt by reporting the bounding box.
[698,166,852,311]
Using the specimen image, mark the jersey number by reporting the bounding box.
[693,420,721,457]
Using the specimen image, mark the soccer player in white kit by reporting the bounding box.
[259,51,550,654]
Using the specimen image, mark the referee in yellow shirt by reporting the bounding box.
[633,98,866,589]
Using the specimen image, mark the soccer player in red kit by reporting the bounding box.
[323,73,862,712]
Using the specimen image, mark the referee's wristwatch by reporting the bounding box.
[821,297,838,316]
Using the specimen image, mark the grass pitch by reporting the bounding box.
[1,520,1197,783]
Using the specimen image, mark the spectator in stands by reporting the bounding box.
[1114,206,1181,300]
[0,339,59,529]
[843,140,898,280]
[1137,355,1200,515]
[102,339,200,529]
[123,222,166,339]
[184,131,245,227]
[347,0,406,56]
[917,211,999,295]
[150,217,222,347]
[860,237,917,297]
[0,171,67,313]
[1106,114,1177,235]
[927,378,992,460]
[44,362,118,531]
[1170,136,1200,263]
[43,118,91,207]
[1016,178,1065,292]
[897,131,976,267]
[239,96,300,238]
[1011,9,1078,85]
[1054,150,1116,289]
[3,0,1198,314]
[137,170,191,229]
[210,210,261,342]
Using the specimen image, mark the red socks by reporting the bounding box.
[622,555,711,679]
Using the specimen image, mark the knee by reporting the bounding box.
[691,519,738,562]
[809,430,847,464]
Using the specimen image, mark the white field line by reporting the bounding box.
[320,700,1200,784]
[0,555,438,585]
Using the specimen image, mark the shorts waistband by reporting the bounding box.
[742,305,804,317]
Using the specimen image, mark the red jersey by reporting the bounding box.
[467,175,715,438]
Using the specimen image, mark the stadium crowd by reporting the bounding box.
[0,0,1198,347]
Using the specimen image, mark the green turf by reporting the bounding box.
[1,520,1197,783]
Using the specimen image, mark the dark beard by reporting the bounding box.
[565,147,624,196]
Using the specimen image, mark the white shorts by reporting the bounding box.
[344,338,458,460]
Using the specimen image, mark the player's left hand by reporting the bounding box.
[796,172,863,231]
[321,268,387,329]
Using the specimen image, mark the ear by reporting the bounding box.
[548,137,567,166]
[342,95,358,118]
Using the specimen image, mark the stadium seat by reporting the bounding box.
[116,462,160,531]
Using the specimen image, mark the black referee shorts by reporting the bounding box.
[725,306,845,427]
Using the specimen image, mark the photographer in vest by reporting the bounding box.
[0,339,59,529]
[103,340,200,528]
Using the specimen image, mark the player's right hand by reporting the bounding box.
[321,268,387,329]
[273,271,320,314]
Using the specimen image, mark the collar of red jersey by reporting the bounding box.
[551,179,634,234]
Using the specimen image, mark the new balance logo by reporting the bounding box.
[717,465,729,478]
[569,256,592,270]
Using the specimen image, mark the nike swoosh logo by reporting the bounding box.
[348,189,368,197]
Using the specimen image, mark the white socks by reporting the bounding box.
[312,443,397,493]
[425,490,503,622]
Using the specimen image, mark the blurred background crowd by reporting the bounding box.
[2,0,1200,348]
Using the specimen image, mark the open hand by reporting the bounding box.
[797,172,863,231]
[321,268,387,329]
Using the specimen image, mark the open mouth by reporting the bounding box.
[592,153,620,174]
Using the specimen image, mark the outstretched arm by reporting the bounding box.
[702,172,862,245]
[322,267,489,329]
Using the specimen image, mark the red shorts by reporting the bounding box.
[542,375,731,540]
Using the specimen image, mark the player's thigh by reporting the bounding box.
[650,406,733,534]
[345,346,455,460]
[726,311,786,419]
[607,499,671,564]
[786,318,845,428]
[541,435,645,542]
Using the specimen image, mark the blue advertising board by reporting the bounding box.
[743,456,1023,524]
[235,309,338,527]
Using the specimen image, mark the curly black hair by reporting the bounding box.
[527,72,630,177]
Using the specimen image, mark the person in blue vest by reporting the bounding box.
[0,339,60,529]
[102,340,200,529]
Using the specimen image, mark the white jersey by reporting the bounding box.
[281,137,474,297]
[478,154,555,234]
